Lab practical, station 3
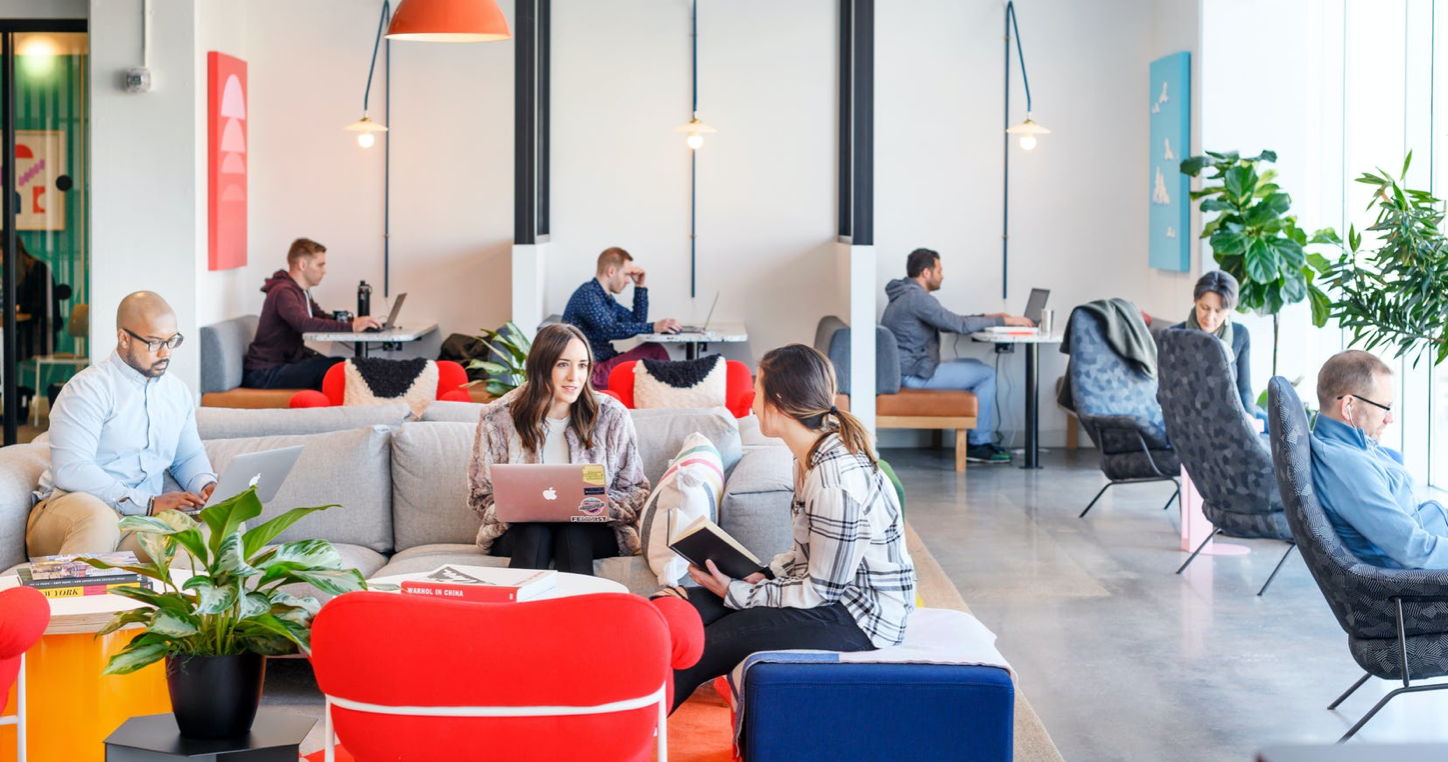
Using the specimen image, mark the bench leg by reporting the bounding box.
[1066,415,1078,451]
[954,430,967,473]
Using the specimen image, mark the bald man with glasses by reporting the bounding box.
[26,291,218,557]
[1311,349,1448,569]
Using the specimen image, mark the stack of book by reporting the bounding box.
[20,552,152,599]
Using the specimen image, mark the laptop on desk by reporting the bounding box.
[678,292,720,333]
[186,445,304,515]
[1024,288,1050,325]
[492,463,612,523]
[364,293,407,333]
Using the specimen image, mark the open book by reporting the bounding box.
[668,515,767,580]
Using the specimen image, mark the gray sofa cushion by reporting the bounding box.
[421,400,488,424]
[391,421,479,551]
[0,444,48,570]
[629,407,742,485]
[719,447,795,560]
[738,414,784,449]
[200,315,259,394]
[203,426,394,554]
[196,403,413,440]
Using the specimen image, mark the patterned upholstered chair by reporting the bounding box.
[1268,377,1448,741]
[1157,329,1294,594]
[1068,309,1180,517]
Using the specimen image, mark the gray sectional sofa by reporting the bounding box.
[0,401,794,597]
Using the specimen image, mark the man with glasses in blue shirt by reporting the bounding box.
[1311,349,1448,569]
[26,291,218,557]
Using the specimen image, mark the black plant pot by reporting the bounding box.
[165,652,267,739]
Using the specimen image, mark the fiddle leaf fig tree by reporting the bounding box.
[1319,152,1448,366]
[1180,150,1339,375]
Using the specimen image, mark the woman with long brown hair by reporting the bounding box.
[668,343,915,712]
[467,323,650,574]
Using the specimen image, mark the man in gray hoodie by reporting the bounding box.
[881,248,1034,464]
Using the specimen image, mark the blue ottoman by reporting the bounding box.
[740,662,1014,762]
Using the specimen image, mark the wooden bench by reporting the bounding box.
[816,316,978,472]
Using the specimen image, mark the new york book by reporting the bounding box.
[18,568,151,599]
[401,565,557,603]
[668,515,767,580]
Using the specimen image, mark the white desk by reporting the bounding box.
[969,331,1064,469]
[367,566,628,600]
[302,322,438,359]
[636,321,748,360]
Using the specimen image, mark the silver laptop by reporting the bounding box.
[1024,288,1050,324]
[679,291,720,333]
[492,463,610,523]
[380,293,407,330]
[194,446,305,512]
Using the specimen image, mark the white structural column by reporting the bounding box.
[511,242,549,338]
[839,241,876,431]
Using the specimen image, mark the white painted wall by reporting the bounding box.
[90,0,204,393]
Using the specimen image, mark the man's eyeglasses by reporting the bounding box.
[123,328,184,353]
[1337,393,1393,414]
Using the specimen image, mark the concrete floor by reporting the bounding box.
[890,446,1448,762]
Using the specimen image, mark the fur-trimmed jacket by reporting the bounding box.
[467,387,651,555]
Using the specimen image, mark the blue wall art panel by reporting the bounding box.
[1149,51,1190,272]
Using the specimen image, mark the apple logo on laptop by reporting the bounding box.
[542,487,558,501]
[248,474,262,488]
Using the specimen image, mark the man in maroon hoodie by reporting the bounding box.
[242,238,380,390]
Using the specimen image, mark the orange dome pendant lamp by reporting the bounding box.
[386,0,511,42]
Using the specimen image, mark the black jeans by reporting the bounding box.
[490,522,618,575]
[670,589,875,713]
[242,355,343,391]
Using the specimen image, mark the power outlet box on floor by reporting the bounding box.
[994,343,1015,354]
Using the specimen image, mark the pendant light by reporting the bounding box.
[345,1,393,148]
[386,0,511,42]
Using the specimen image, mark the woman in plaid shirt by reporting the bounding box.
[669,344,916,712]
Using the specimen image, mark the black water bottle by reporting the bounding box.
[357,280,372,317]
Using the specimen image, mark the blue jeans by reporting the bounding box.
[902,359,995,446]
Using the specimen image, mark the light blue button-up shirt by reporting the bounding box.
[36,352,216,515]
[1311,414,1448,569]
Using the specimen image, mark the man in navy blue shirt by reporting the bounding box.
[563,247,680,389]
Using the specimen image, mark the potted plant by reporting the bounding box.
[468,321,532,398]
[82,487,368,739]
[1180,150,1339,375]
[1319,153,1448,365]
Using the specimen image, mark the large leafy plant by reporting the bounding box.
[469,321,532,398]
[1181,150,1338,375]
[1320,152,1448,366]
[81,487,367,675]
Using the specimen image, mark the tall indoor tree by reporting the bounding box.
[1181,150,1337,375]
[1319,153,1448,365]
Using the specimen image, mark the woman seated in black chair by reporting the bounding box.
[467,323,649,575]
[1173,270,1255,413]
[665,344,915,713]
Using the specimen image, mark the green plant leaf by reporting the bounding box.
[215,532,261,578]
[281,568,369,597]
[185,576,240,615]
[101,641,170,676]
[150,609,201,638]
[1402,150,1413,179]
[268,539,343,570]
[468,360,509,376]
[1244,238,1277,283]
[1250,149,1278,163]
[241,505,338,559]
[1210,230,1247,255]
[1179,156,1209,176]
[1224,165,1256,200]
[77,554,169,584]
[201,487,264,560]
[1308,284,1332,328]
[239,591,271,619]
[269,591,322,616]
[96,608,154,637]
[1200,198,1232,213]
[484,381,512,398]
[107,583,193,614]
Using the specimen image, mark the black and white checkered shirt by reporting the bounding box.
[725,434,916,647]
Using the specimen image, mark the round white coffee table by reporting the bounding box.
[366,566,628,600]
